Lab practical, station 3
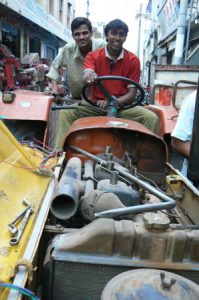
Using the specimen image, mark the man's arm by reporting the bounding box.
[47,47,67,94]
[82,69,97,84]
[117,87,137,106]
[171,138,191,158]
[50,80,59,95]
[82,51,97,84]
[171,91,196,158]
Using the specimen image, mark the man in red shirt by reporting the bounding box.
[55,19,158,149]
[83,19,140,108]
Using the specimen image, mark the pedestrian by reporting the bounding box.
[171,90,197,177]
[55,19,158,149]
[47,17,106,99]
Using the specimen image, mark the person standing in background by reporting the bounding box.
[171,90,197,177]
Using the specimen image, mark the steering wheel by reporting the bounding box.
[81,76,145,111]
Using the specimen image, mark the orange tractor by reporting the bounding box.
[0,76,199,299]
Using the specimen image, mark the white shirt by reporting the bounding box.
[171,90,197,176]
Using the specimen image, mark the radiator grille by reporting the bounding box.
[51,261,129,300]
[43,253,199,300]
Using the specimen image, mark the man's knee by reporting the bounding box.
[146,110,159,133]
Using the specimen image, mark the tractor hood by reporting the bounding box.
[0,89,53,121]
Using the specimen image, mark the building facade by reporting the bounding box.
[141,0,199,85]
[0,0,75,62]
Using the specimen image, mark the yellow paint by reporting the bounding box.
[0,121,57,296]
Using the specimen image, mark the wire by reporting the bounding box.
[136,171,171,196]
[20,141,52,155]
[39,150,63,167]
[0,139,62,174]
[0,282,40,300]
[0,160,39,171]
[20,140,63,161]
[32,137,56,152]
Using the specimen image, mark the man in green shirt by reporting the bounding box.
[47,17,106,98]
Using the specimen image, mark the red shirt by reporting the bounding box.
[83,48,140,100]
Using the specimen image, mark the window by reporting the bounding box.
[1,23,20,57]
[29,37,41,55]
[59,0,64,11]
[46,46,55,61]
[59,0,64,22]
[67,2,72,27]
[49,0,54,15]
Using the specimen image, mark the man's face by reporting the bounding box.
[106,29,127,52]
[72,24,92,48]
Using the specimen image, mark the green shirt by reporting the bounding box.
[47,38,106,99]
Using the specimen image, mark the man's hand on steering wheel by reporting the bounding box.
[83,70,97,84]
[96,99,109,109]
[82,76,145,110]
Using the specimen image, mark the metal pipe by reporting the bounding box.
[110,171,119,185]
[136,3,142,58]
[173,0,189,64]
[184,0,194,63]
[84,160,94,194]
[70,145,176,218]
[50,157,82,220]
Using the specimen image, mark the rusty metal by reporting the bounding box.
[166,168,199,224]
[172,80,197,109]
[143,212,170,229]
[151,83,174,105]
[101,269,199,299]
[155,65,199,71]
[50,217,199,267]
[64,117,168,185]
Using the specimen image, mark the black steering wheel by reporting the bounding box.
[81,76,145,112]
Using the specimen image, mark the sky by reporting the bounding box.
[74,0,148,55]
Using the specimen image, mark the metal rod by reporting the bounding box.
[70,145,176,218]
[184,0,194,63]
[84,160,94,194]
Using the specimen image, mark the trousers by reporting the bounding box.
[55,100,159,149]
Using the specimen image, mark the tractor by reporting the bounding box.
[0,76,199,299]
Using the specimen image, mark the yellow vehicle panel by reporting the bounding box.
[0,121,56,296]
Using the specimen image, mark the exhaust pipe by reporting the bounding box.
[80,160,125,221]
[81,190,125,222]
[50,157,82,220]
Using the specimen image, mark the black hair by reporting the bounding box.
[104,19,129,36]
[71,17,92,33]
